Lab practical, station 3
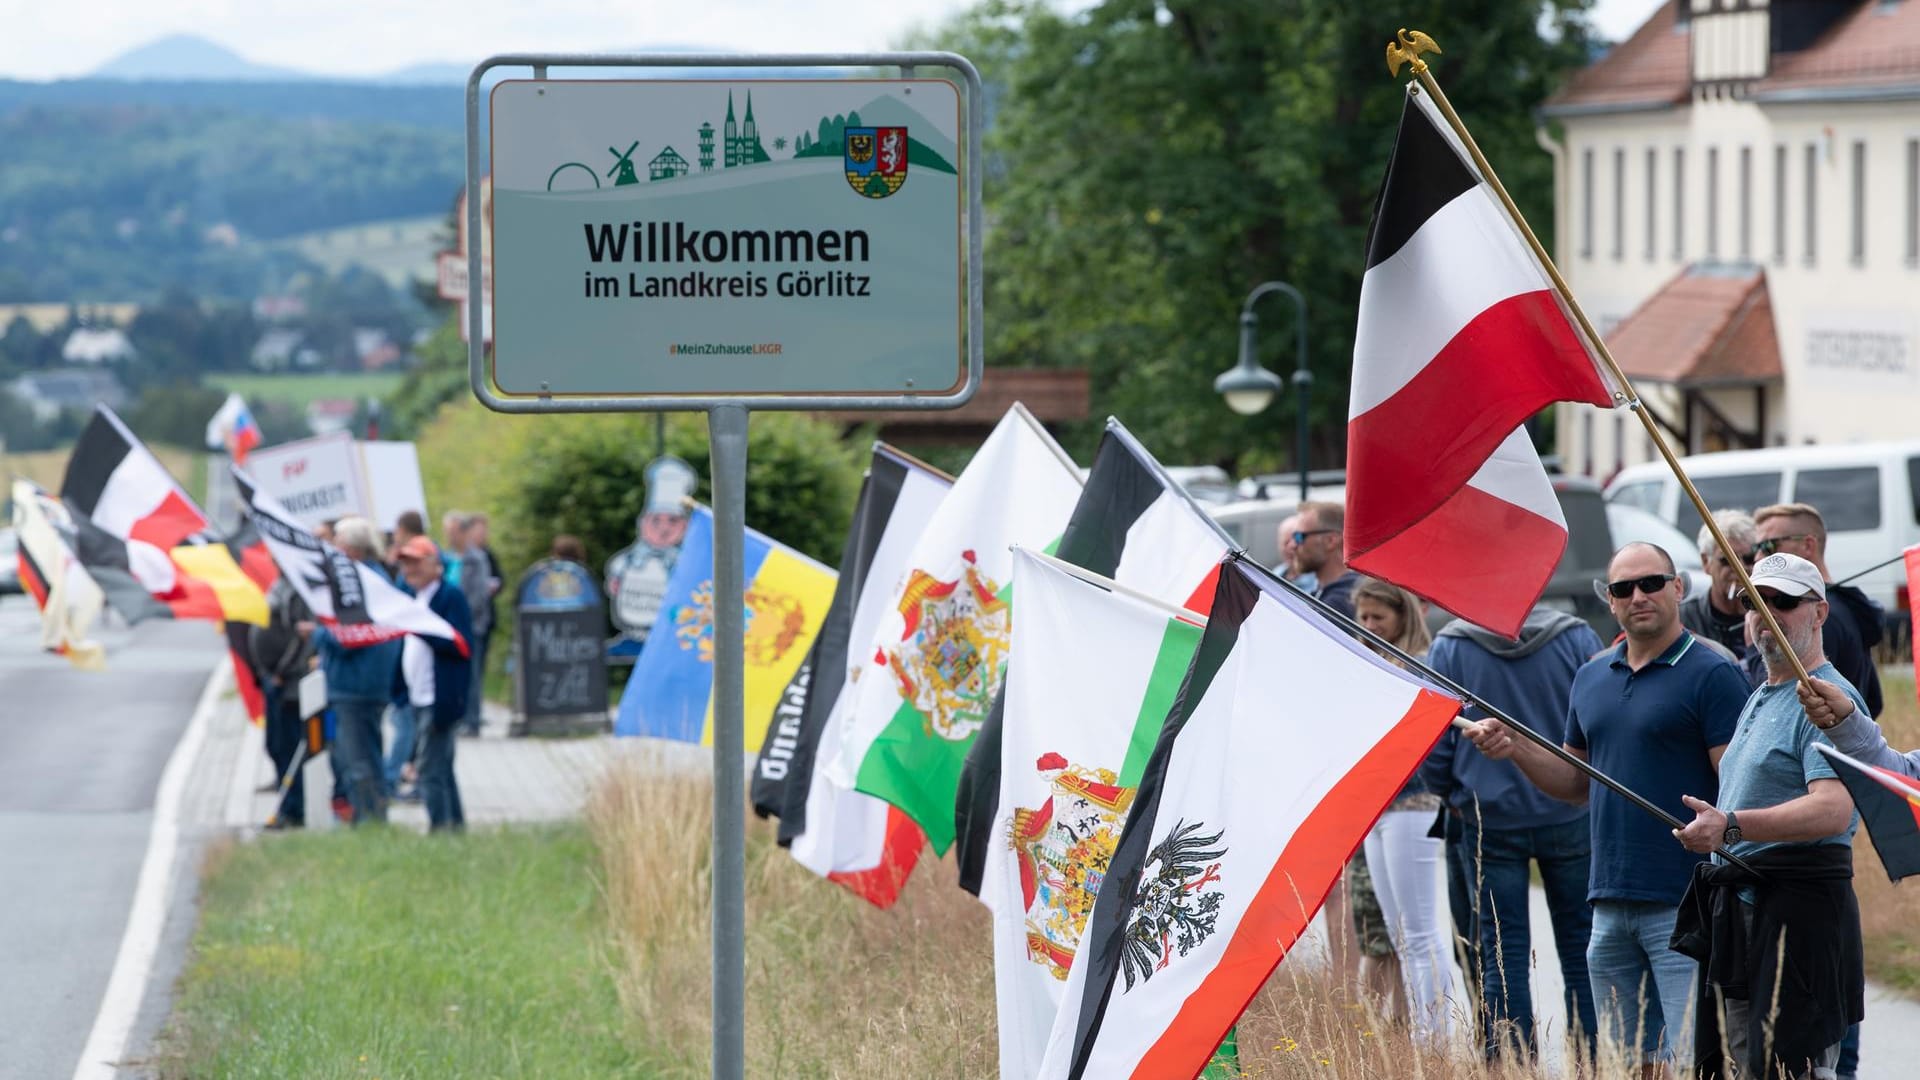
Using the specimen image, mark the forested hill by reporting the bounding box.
[0,79,468,301]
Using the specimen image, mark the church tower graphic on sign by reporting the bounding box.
[720,91,771,169]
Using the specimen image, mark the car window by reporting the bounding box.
[1609,480,1662,515]
[1793,467,1881,531]
[1910,457,1920,526]
[1677,473,1781,538]
[1556,486,1612,575]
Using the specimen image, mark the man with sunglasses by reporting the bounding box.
[1467,542,1748,1074]
[1293,501,1361,616]
[1670,552,1864,1080]
[1680,510,1759,659]
[1753,503,1883,718]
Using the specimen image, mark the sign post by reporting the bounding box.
[468,53,981,1080]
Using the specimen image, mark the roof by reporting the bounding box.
[817,368,1090,428]
[1605,263,1782,386]
[61,327,136,364]
[1544,2,1690,114]
[1545,1,1920,115]
[1756,0,1920,98]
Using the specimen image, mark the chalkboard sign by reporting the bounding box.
[514,558,610,728]
[518,606,609,716]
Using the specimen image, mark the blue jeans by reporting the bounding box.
[1588,900,1696,1066]
[332,699,387,825]
[1456,815,1597,1061]
[383,703,417,793]
[419,720,464,831]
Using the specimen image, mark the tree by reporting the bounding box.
[917,0,1593,473]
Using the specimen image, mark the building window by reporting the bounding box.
[1774,143,1788,264]
[1707,147,1720,258]
[1673,147,1687,260]
[1908,138,1919,266]
[1645,148,1658,261]
[1805,142,1818,266]
[1613,148,1626,261]
[1582,410,1595,478]
[1739,146,1752,260]
[1613,411,1626,476]
[1582,148,1595,259]
[1852,140,1867,266]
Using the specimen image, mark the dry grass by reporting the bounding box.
[586,760,1675,1079]
[1855,669,1920,992]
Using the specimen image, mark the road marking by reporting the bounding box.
[71,662,228,1080]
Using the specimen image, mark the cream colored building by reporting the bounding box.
[1541,0,1920,479]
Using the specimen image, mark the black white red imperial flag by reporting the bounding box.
[1345,83,1618,638]
[234,469,468,657]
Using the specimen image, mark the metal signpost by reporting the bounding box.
[467,53,982,1079]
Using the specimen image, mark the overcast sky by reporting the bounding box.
[0,0,1670,81]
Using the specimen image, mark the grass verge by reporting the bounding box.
[155,824,644,1079]
[1857,669,1920,993]
[204,372,405,411]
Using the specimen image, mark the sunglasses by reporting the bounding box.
[1755,534,1814,556]
[1738,590,1811,612]
[1603,573,1677,599]
[1290,529,1337,545]
[1714,551,1756,569]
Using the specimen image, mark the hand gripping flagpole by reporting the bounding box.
[1386,29,1816,695]
[1235,553,1760,874]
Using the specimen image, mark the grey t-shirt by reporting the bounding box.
[1715,661,1863,861]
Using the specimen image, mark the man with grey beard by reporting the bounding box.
[1670,552,1863,1080]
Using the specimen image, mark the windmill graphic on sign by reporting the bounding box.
[607,141,640,186]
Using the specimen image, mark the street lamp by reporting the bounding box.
[1214,281,1312,502]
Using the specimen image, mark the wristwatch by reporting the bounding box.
[1722,811,1743,847]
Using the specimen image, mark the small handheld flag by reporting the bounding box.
[1814,742,1920,881]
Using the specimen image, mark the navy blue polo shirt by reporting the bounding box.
[1565,631,1749,905]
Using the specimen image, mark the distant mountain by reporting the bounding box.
[375,61,476,86]
[92,33,313,81]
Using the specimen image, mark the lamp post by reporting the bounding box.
[1214,281,1311,502]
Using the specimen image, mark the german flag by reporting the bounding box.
[10,479,107,669]
[59,406,274,721]
[1815,742,1920,881]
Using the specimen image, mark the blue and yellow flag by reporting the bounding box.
[615,506,837,751]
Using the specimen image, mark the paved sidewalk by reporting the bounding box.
[208,693,697,834]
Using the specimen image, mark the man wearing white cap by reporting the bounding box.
[1670,552,1864,1080]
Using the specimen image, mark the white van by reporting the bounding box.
[1604,441,1920,612]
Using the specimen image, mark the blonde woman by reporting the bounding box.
[1352,577,1455,1047]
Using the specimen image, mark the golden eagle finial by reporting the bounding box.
[1386,28,1441,78]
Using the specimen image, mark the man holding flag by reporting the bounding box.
[300,516,404,826]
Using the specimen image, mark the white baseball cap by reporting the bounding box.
[1748,552,1825,600]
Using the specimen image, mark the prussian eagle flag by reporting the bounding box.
[955,419,1233,896]
[234,468,468,656]
[1815,743,1920,881]
[832,403,1082,855]
[982,548,1208,1080]
[1346,83,1618,638]
[1034,557,1462,1080]
[762,444,952,908]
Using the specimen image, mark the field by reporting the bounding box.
[203,372,406,411]
[3,444,208,506]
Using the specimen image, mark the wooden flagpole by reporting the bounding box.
[1386,28,1815,692]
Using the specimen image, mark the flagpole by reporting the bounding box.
[1387,29,1814,693]
[873,440,957,483]
[1236,553,1760,874]
[1021,547,1208,626]
[1011,401,1085,484]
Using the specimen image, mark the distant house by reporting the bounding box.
[251,328,305,371]
[306,397,358,436]
[252,295,307,322]
[352,327,401,370]
[9,370,128,422]
[61,327,136,365]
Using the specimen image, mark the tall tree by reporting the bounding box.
[921,0,1594,472]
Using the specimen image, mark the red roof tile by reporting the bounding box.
[1547,2,1920,112]
[1605,265,1782,385]
[1545,2,1691,112]
[1757,0,1920,94]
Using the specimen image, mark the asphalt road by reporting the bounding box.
[0,596,222,1079]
